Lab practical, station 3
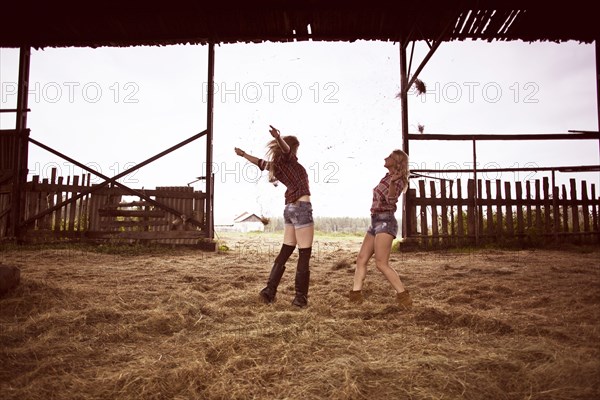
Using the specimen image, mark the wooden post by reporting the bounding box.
[591,184,598,234]
[399,41,409,239]
[407,188,417,237]
[472,138,479,245]
[10,47,31,240]
[206,43,215,239]
[596,39,600,134]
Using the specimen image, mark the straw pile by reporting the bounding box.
[1,234,599,399]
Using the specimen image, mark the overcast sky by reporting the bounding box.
[1,40,598,223]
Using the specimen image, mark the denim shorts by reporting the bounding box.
[367,213,398,238]
[283,201,314,229]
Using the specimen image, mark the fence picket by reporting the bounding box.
[561,184,569,233]
[440,180,448,238]
[486,180,493,235]
[477,179,484,236]
[495,180,503,239]
[592,185,598,232]
[581,180,590,234]
[467,179,475,237]
[456,179,463,237]
[543,177,552,234]
[68,175,79,232]
[526,181,533,230]
[430,180,438,238]
[516,182,524,235]
[570,179,580,233]
[419,180,428,236]
[505,181,514,236]
[535,180,542,232]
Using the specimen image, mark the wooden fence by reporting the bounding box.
[0,168,207,244]
[407,177,600,245]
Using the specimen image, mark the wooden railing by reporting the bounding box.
[407,177,599,245]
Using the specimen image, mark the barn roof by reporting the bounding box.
[1,0,598,49]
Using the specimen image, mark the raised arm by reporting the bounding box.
[269,125,290,154]
[234,147,261,167]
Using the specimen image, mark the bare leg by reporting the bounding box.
[353,233,375,291]
[373,233,406,293]
[283,224,297,247]
[294,225,314,249]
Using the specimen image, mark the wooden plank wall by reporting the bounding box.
[408,177,600,245]
[0,129,28,237]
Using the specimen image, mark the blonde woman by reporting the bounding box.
[234,125,313,308]
[349,149,412,308]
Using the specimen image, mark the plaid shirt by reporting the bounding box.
[258,152,311,204]
[370,173,404,214]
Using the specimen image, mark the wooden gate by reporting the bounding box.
[0,168,207,244]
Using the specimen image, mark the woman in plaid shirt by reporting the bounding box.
[349,149,412,309]
[235,125,313,308]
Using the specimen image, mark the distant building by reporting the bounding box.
[233,212,265,232]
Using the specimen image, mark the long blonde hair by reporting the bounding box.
[266,135,299,183]
[390,149,410,193]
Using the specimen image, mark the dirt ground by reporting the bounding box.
[1,233,599,400]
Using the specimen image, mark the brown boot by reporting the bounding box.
[396,290,412,309]
[349,290,364,304]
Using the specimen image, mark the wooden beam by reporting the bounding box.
[407,132,600,141]
[405,16,455,93]
[412,164,600,174]
[86,230,207,240]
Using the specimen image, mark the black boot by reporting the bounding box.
[259,263,286,303]
[259,244,295,304]
[292,247,311,308]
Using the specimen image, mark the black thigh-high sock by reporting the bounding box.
[274,244,296,265]
[261,244,297,302]
[294,247,312,302]
[296,247,311,274]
